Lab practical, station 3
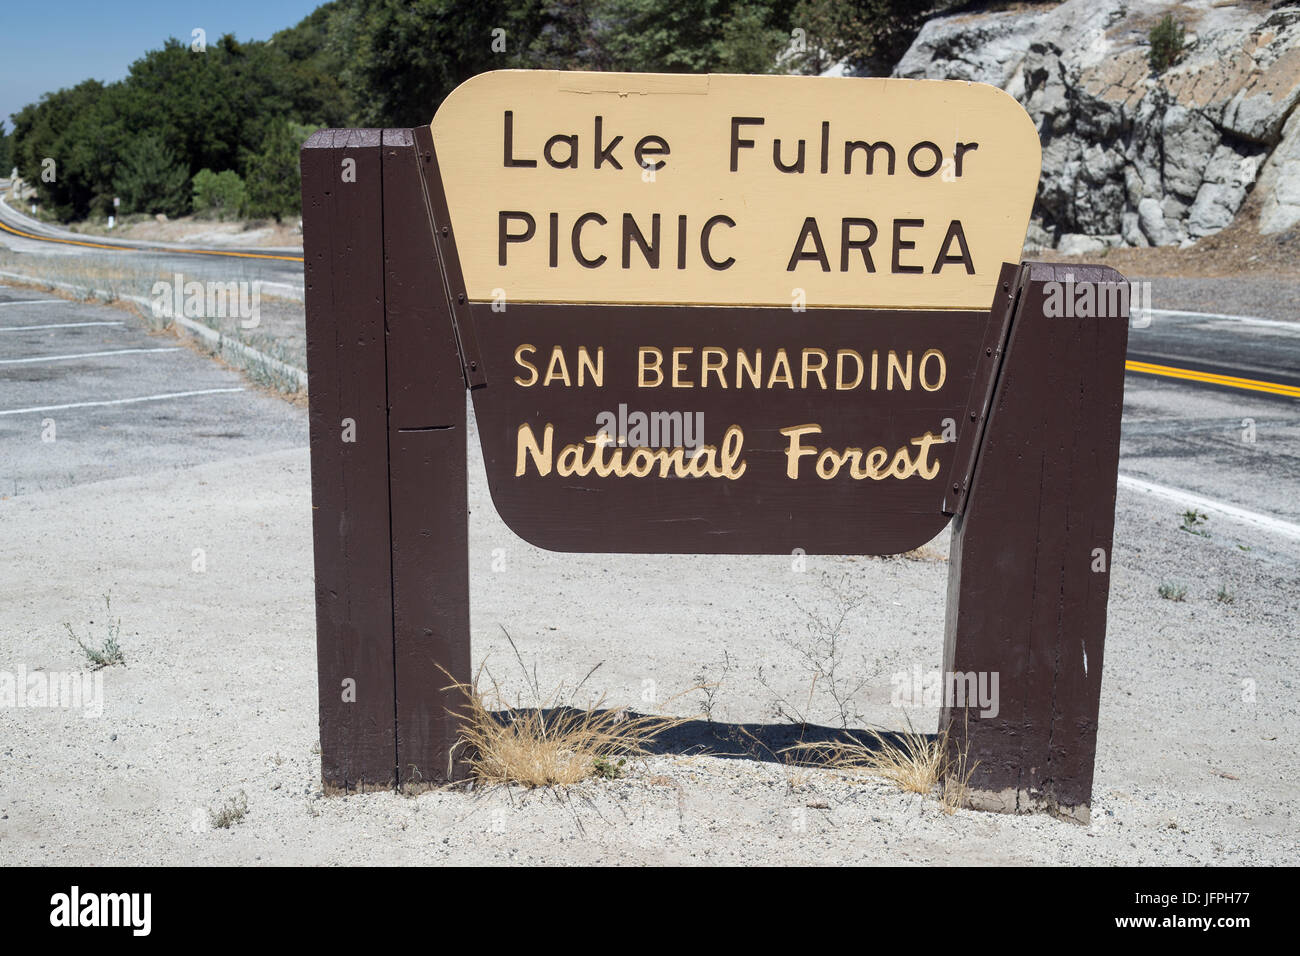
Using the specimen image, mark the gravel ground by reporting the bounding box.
[0,396,1294,865]
[1135,277,1300,323]
[0,291,306,497]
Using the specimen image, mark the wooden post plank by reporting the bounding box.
[1047,265,1129,805]
[301,129,397,790]
[380,129,472,786]
[941,261,1129,822]
[943,262,1021,516]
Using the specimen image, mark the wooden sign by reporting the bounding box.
[300,72,1129,824]
[431,71,1040,310]
[429,71,1041,554]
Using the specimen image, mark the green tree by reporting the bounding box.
[601,0,737,72]
[10,80,124,219]
[595,0,798,74]
[335,0,550,128]
[243,120,312,221]
[270,1,357,126]
[113,132,191,217]
[192,169,247,220]
[9,14,354,222]
[117,37,291,181]
[526,0,610,70]
[786,0,958,76]
[784,0,846,74]
[718,3,788,73]
[0,123,12,177]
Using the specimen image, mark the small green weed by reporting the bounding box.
[65,593,125,669]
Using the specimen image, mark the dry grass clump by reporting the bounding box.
[447,628,689,789]
[209,790,249,829]
[786,716,978,814]
[452,673,682,788]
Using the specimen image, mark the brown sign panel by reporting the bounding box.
[468,303,997,554]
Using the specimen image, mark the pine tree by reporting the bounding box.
[112,132,190,217]
[242,120,309,221]
[0,123,13,178]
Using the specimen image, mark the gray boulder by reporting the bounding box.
[1137,197,1171,246]
[894,0,1300,249]
[1258,108,1300,235]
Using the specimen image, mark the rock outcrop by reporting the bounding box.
[893,0,1300,249]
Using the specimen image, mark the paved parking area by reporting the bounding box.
[0,286,306,496]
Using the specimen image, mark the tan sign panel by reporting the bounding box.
[431,70,1040,310]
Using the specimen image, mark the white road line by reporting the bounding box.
[1118,474,1300,542]
[0,346,179,365]
[1145,307,1299,331]
[1,271,309,391]
[0,387,245,417]
[0,299,63,307]
[0,321,123,332]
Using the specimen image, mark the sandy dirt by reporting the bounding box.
[0,398,1294,865]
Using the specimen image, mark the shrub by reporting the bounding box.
[1158,581,1188,602]
[192,168,246,220]
[1149,14,1186,74]
[209,791,249,829]
[65,593,125,669]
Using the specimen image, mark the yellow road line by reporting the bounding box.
[0,219,305,262]
[1126,359,1300,398]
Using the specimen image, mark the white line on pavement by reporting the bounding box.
[0,271,309,391]
[0,387,246,417]
[0,321,124,332]
[1144,307,1299,331]
[0,300,63,307]
[1117,474,1300,542]
[0,346,180,365]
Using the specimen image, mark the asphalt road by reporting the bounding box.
[1116,309,1300,530]
[1129,309,1300,395]
[0,287,306,496]
[0,195,305,296]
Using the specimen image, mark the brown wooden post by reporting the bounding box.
[301,129,397,791]
[380,129,472,787]
[941,261,1130,823]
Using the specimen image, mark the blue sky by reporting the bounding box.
[1,0,325,128]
